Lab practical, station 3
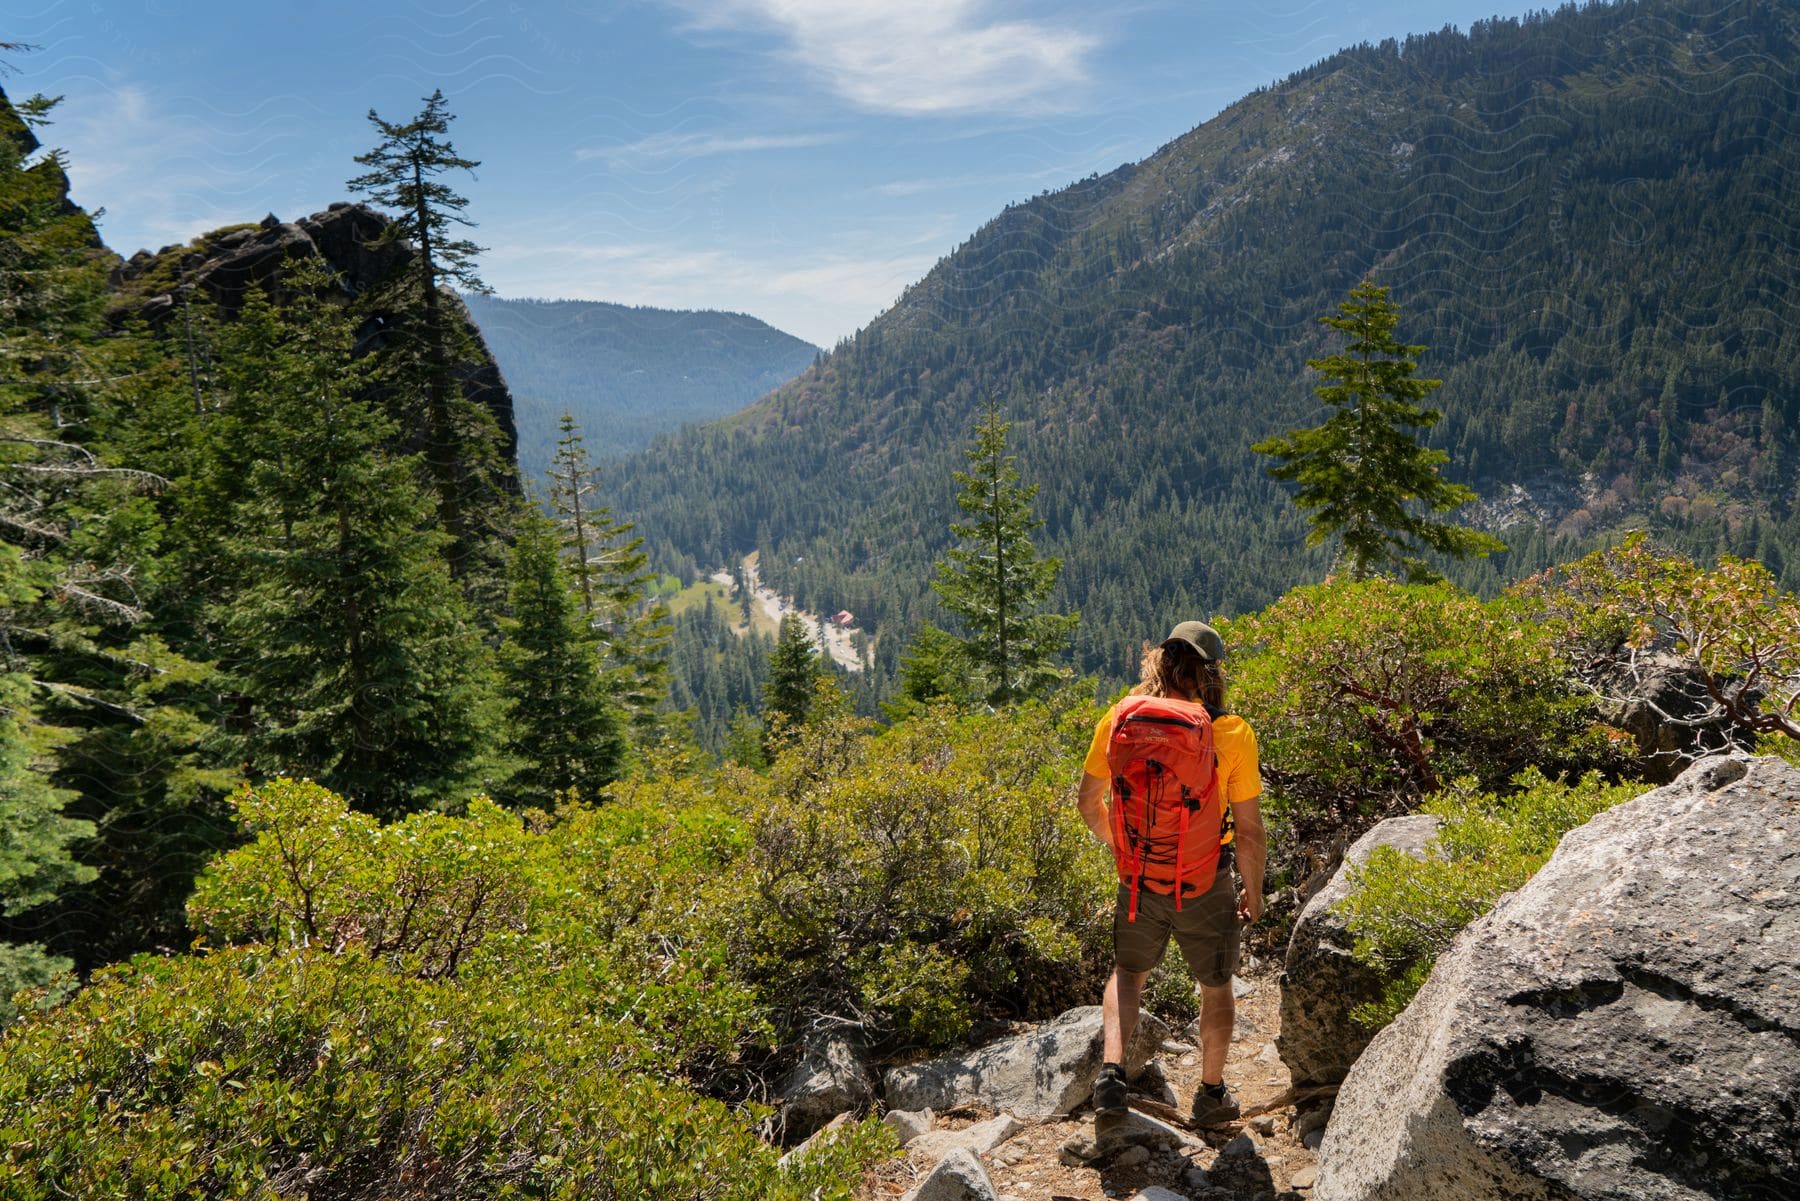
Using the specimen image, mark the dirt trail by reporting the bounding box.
[707,551,867,672]
[863,965,1322,1200]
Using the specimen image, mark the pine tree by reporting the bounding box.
[883,622,970,719]
[930,405,1077,707]
[722,707,768,769]
[0,87,225,983]
[1657,371,1682,476]
[1252,279,1505,582]
[348,89,511,587]
[496,508,625,805]
[209,265,496,815]
[544,413,669,731]
[1760,394,1789,510]
[764,614,821,732]
[0,622,92,1024]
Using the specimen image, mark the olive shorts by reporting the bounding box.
[1112,855,1240,987]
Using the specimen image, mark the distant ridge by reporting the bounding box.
[463,295,818,484]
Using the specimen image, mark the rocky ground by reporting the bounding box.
[859,964,1328,1201]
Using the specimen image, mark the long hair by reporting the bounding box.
[1130,640,1226,709]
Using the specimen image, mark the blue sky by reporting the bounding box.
[16,0,1547,346]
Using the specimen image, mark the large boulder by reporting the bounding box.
[1317,756,1799,1201]
[884,1005,1169,1120]
[771,1033,875,1143]
[1278,814,1441,1085]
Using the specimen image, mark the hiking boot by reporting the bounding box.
[1092,1063,1129,1114]
[1190,1080,1240,1126]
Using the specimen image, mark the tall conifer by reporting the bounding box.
[930,405,1077,707]
[0,87,208,989]
[545,413,669,731]
[1253,279,1504,582]
[209,266,495,815]
[496,508,624,805]
[348,89,511,587]
[764,614,820,732]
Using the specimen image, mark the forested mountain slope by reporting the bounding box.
[608,0,1800,691]
[463,295,817,481]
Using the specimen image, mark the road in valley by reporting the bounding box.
[707,552,866,672]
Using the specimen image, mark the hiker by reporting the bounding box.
[1075,620,1266,1129]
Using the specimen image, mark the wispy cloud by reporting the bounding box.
[666,0,1099,116]
[577,130,839,164]
[50,82,315,254]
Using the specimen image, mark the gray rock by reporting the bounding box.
[1217,1133,1259,1159]
[777,1112,850,1168]
[1061,1109,1193,1164]
[1301,1128,1324,1152]
[1278,815,1441,1085]
[1133,1059,1179,1106]
[1114,1145,1151,1168]
[1131,1189,1191,1201]
[883,1106,934,1146]
[902,1147,999,1201]
[1317,756,1799,1201]
[908,1114,1021,1164]
[775,1033,875,1142]
[1293,1103,1331,1140]
[885,1005,1168,1119]
[1289,1164,1318,1190]
[1592,650,1750,783]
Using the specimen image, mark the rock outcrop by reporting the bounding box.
[1278,814,1440,1085]
[1317,756,1799,1201]
[772,1033,875,1143]
[885,1006,1169,1121]
[106,204,519,486]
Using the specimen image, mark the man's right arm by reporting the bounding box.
[1077,772,1113,849]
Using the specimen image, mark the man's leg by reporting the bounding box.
[1103,965,1152,1064]
[1196,980,1235,1085]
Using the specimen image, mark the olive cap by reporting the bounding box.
[1163,620,1224,662]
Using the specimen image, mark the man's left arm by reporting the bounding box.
[1230,798,1266,923]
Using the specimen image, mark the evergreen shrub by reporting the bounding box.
[0,945,889,1199]
[1225,578,1621,892]
[1337,769,1642,1030]
[735,695,1115,1051]
[1,777,895,1197]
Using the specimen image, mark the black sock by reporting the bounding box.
[1201,1080,1227,1096]
[1101,1061,1125,1077]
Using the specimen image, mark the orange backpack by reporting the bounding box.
[1105,695,1224,921]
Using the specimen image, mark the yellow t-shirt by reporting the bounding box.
[1083,702,1262,844]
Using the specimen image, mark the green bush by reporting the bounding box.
[1,777,897,1197]
[1338,769,1643,1029]
[1226,578,1620,880]
[0,945,889,1200]
[736,697,1115,1051]
[189,778,762,1074]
